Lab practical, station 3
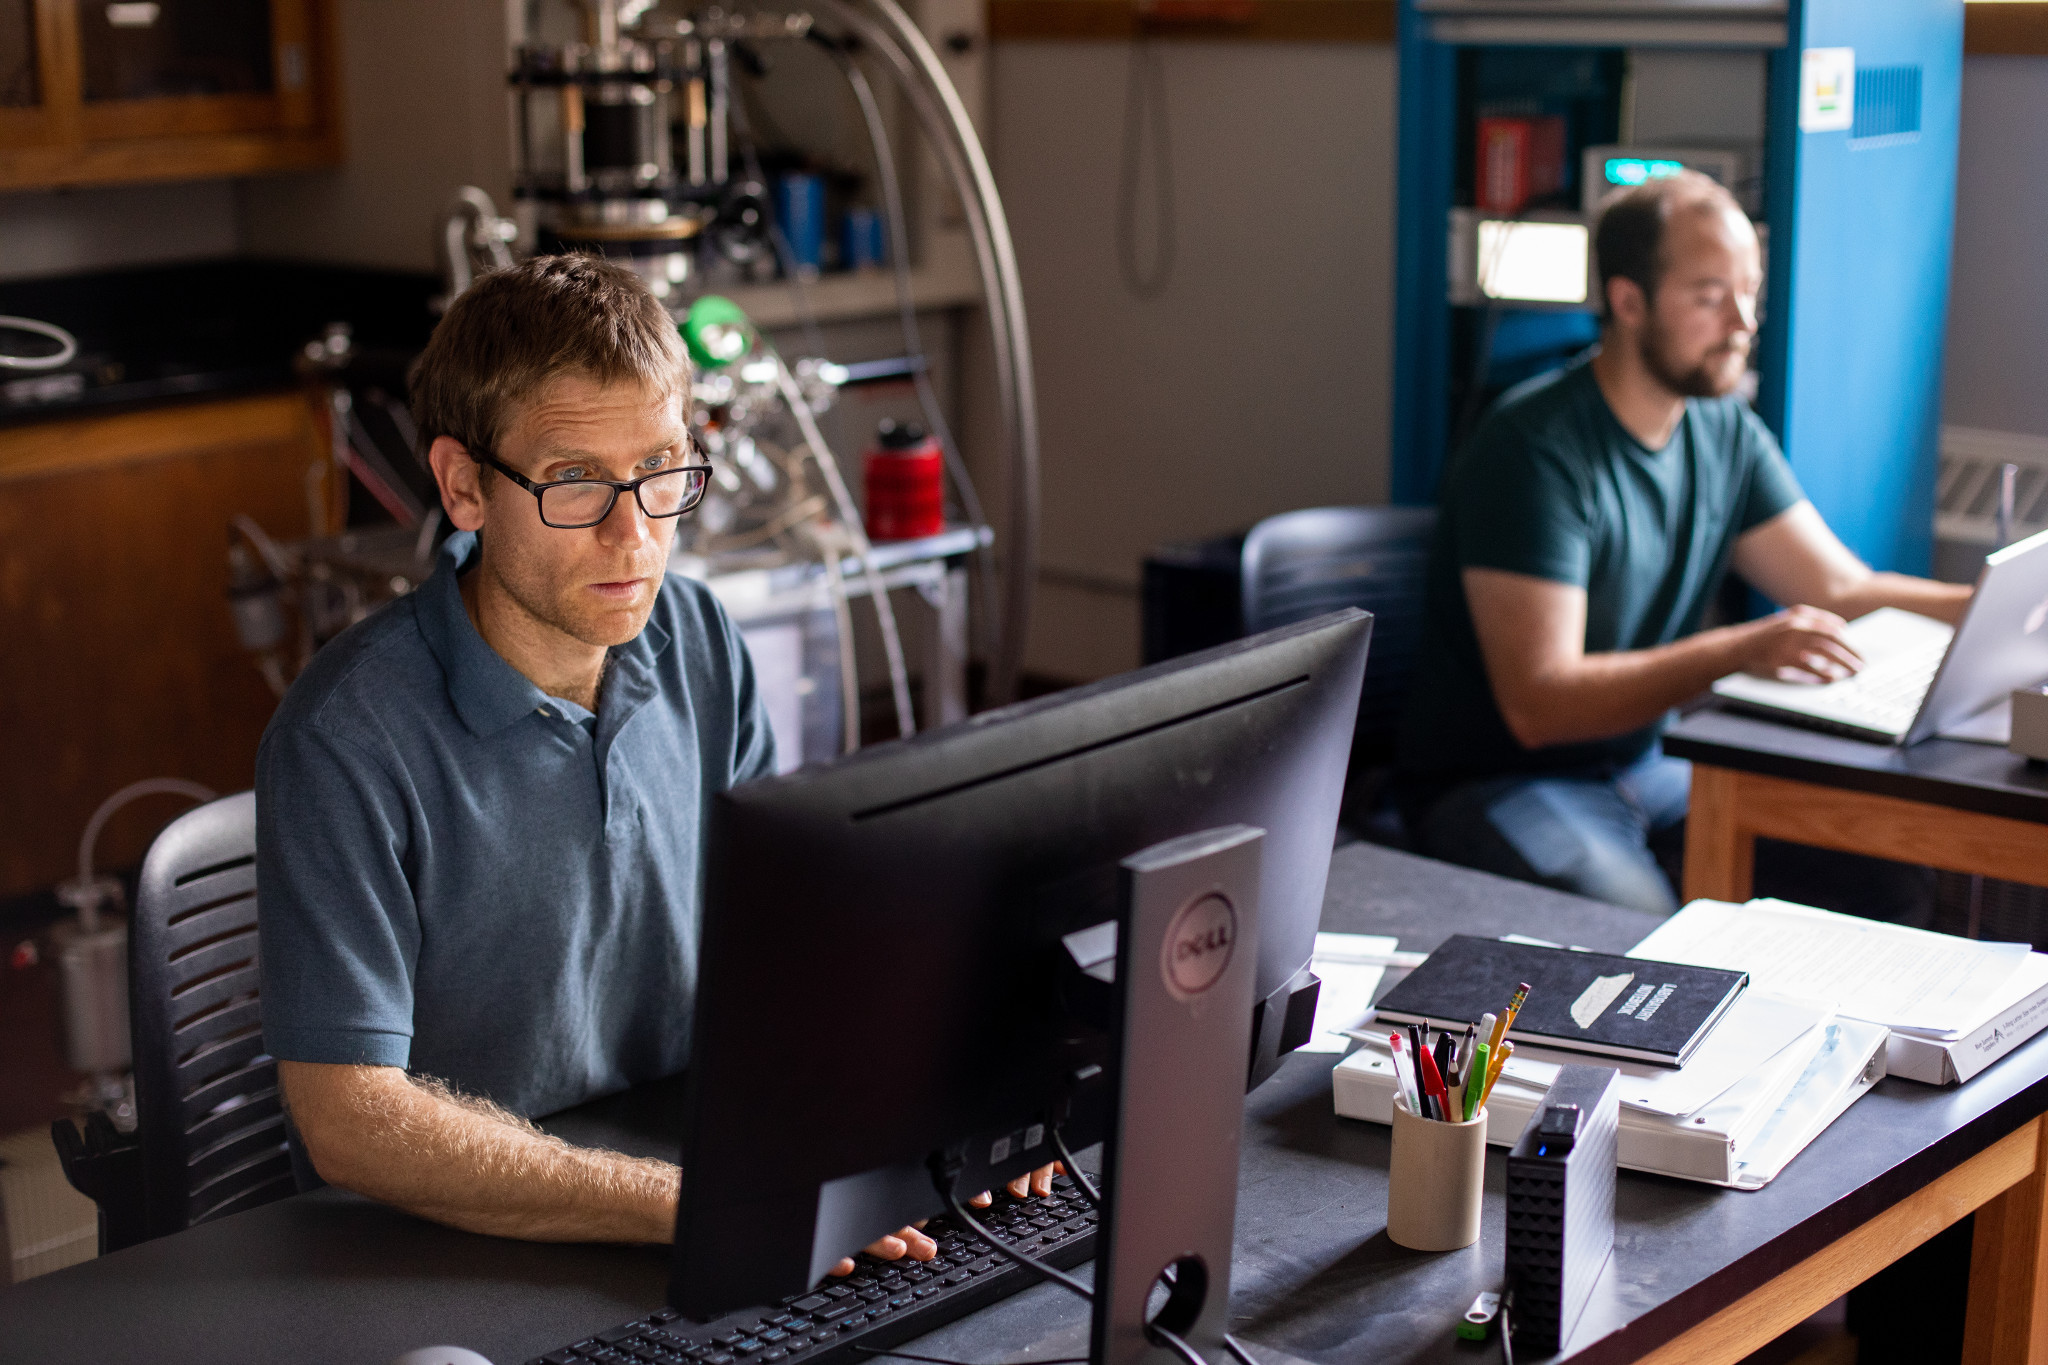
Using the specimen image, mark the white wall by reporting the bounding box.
[0,180,240,281]
[991,41,1396,682]
[1942,56,2048,441]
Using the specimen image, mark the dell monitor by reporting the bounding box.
[674,610,1371,1319]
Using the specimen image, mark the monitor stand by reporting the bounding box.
[1090,824,1263,1365]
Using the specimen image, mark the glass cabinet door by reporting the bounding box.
[78,0,275,102]
[1,0,37,108]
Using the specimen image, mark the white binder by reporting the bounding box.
[1331,1014,1888,1189]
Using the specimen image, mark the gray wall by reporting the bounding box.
[992,40,1397,682]
[1943,56,2048,440]
[0,181,240,281]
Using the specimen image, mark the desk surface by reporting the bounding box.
[8,842,2048,1365]
[1664,704,2048,824]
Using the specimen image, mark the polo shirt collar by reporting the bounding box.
[415,531,677,739]
[417,532,553,737]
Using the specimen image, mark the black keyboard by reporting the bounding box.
[525,1177,1099,1365]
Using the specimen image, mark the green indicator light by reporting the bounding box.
[681,294,754,369]
[1605,157,1688,187]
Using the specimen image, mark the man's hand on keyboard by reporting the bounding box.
[1741,604,1864,684]
[824,1160,1066,1277]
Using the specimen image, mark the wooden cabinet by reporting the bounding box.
[0,393,330,898]
[0,0,341,189]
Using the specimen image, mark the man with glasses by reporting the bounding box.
[1396,171,1970,916]
[252,255,972,1263]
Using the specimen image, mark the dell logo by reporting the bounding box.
[1160,892,1237,1002]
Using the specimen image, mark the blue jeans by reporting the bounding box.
[1411,750,1693,916]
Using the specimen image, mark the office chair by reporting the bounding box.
[53,790,295,1251]
[1240,505,1438,757]
[1241,506,1438,840]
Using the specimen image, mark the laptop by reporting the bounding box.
[1710,527,2048,745]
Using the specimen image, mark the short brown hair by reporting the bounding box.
[1592,170,1746,322]
[408,253,688,462]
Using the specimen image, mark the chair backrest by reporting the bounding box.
[1240,505,1439,757]
[129,790,294,1240]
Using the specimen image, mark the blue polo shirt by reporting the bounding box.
[255,532,776,1118]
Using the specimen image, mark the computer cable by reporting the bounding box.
[1221,1333,1266,1365]
[1499,1296,1515,1365]
[1146,1323,1207,1365]
[1050,1126,1101,1206]
[852,1350,1087,1365]
[942,1189,1095,1302]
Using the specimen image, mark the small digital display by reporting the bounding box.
[1476,219,1589,304]
[1604,157,1687,187]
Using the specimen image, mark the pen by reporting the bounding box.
[1465,1040,1490,1121]
[1480,1041,1514,1110]
[1389,1032,1422,1116]
[1457,1021,1477,1076]
[1433,1030,1454,1094]
[1474,1012,1496,1076]
[1416,1038,1449,1121]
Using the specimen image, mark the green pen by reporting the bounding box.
[1465,1041,1491,1121]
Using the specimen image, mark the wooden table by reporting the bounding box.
[10,842,2048,1363]
[1665,706,2048,904]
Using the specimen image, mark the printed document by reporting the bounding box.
[1630,899,2032,1039]
[1300,932,1398,1052]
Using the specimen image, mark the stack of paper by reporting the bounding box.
[1332,989,1889,1188]
[1629,899,2048,1084]
[1298,933,1402,1053]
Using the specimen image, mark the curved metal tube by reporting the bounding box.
[0,315,79,371]
[807,0,1040,704]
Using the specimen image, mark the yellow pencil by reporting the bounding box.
[1480,1040,1515,1109]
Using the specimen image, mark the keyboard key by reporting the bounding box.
[823,1286,854,1299]
[859,1289,887,1302]
[762,1352,787,1362]
[706,1355,735,1364]
[817,1301,864,1322]
[602,1328,645,1345]
[759,1331,787,1344]
[733,1343,763,1357]
[544,1354,581,1365]
[712,1337,746,1349]
[914,1287,940,1298]
[785,1338,811,1350]
[888,1296,914,1309]
[793,1296,830,1312]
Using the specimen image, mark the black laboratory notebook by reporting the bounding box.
[1375,935,1748,1068]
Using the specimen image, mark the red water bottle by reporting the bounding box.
[862,420,945,541]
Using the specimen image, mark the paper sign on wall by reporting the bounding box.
[1801,48,1856,133]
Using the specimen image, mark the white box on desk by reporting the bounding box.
[1332,1016,1888,1189]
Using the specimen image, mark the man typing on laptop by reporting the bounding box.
[1396,171,1971,916]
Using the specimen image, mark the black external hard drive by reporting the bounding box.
[1505,1064,1620,1353]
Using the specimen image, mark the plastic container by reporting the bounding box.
[1386,1093,1488,1251]
[863,420,945,541]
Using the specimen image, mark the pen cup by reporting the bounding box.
[1386,1094,1487,1251]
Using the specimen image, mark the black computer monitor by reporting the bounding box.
[673,610,1370,1318]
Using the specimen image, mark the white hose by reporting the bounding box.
[69,779,219,932]
[772,354,918,740]
[0,315,79,371]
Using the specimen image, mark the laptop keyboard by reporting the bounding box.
[524,1178,1097,1365]
[1822,642,1945,731]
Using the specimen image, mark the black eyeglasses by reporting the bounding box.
[471,448,714,529]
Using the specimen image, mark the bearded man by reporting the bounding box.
[1395,171,1972,915]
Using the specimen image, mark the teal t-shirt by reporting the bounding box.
[1396,357,1805,790]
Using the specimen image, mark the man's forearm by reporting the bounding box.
[1503,623,1754,749]
[283,1062,677,1243]
[1823,571,1973,626]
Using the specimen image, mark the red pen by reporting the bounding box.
[1415,1036,1450,1121]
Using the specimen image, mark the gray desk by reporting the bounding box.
[1662,705,2048,899]
[7,844,2048,1365]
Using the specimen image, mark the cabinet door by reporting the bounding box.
[77,0,321,139]
[0,0,338,189]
